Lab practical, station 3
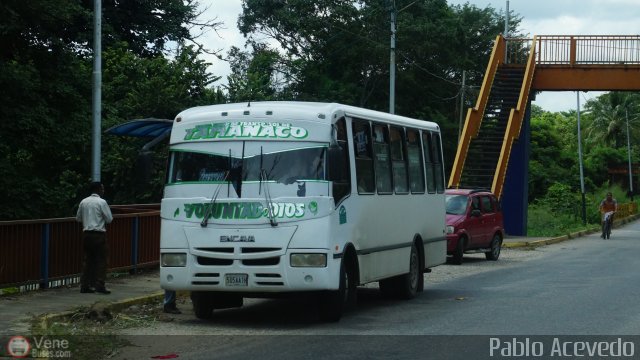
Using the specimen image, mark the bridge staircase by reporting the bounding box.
[449,35,536,198]
[450,34,640,235]
[459,65,525,190]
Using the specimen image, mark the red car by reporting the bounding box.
[445,189,504,265]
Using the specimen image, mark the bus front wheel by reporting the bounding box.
[318,257,356,322]
[191,291,214,320]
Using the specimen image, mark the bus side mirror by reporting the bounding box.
[328,146,344,180]
[330,124,339,148]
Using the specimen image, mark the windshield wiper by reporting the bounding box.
[201,170,229,228]
[259,147,277,227]
[261,169,278,227]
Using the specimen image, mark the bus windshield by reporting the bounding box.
[168,144,327,190]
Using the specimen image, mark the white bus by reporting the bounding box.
[160,102,447,321]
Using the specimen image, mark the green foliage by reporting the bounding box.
[226,44,288,102]
[237,0,518,175]
[9,0,637,226]
[527,183,633,236]
[528,108,577,201]
[0,1,222,220]
[583,92,640,149]
[583,146,627,187]
[101,44,222,205]
[527,204,589,237]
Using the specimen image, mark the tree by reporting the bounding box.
[237,0,519,170]
[225,44,289,102]
[101,44,223,205]
[583,92,640,149]
[0,1,223,219]
[528,105,576,201]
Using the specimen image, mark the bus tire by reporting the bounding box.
[397,243,419,300]
[379,243,420,300]
[191,291,214,320]
[318,256,356,322]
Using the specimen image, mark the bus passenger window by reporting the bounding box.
[390,126,408,194]
[422,132,436,193]
[431,133,445,193]
[373,124,392,194]
[407,129,425,193]
[352,119,375,194]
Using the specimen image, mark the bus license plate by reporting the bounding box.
[225,273,248,287]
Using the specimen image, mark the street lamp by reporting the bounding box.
[92,0,102,181]
[626,108,634,200]
[577,92,586,224]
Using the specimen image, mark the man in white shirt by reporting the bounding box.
[76,182,113,294]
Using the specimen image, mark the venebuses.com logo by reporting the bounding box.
[4,335,72,358]
[6,336,31,358]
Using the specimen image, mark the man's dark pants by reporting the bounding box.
[81,231,108,290]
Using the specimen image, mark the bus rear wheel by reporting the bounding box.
[379,243,420,300]
[397,243,419,299]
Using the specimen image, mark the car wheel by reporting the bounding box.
[485,234,502,261]
[452,237,465,265]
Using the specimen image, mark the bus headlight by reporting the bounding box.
[290,253,327,267]
[446,225,455,234]
[161,253,187,267]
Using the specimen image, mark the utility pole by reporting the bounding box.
[504,0,509,63]
[577,92,586,225]
[504,1,509,36]
[458,70,466,142]
[626,108,634,200]
[389,0,396,114]
[92,0,102,182]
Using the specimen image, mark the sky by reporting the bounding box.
[199,0,640,112]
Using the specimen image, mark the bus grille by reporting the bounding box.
[242,257,280,266]
[242,247,281,253]
[255,273,284,286]
[197,257,233,266]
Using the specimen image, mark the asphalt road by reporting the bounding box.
[112,220,640,360]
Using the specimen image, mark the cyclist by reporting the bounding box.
[599,192,618,239]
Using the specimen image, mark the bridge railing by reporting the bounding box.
[0,205,160,291]
[535,35,640,65]
[505,38,533,65]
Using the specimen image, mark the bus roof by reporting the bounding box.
[175,101,440,131]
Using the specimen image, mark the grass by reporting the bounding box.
[28,299,166,359]
[527,204,597,237]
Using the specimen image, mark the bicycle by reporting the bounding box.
[602,211,615,239]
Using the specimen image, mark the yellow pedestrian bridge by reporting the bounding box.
[449,35,640,234]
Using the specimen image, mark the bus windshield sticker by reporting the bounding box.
[183,122,309,141]
[179,201,308,220]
